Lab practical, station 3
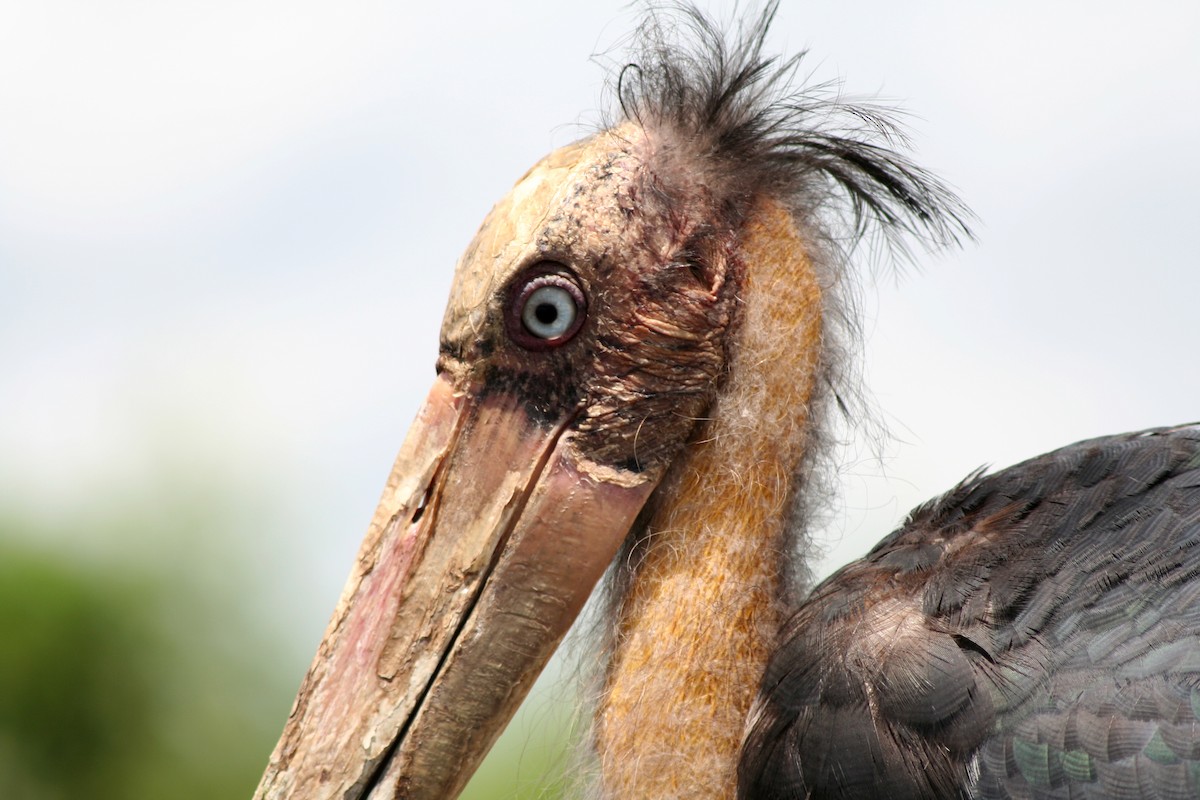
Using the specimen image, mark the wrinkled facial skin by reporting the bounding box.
[438,125,738,474]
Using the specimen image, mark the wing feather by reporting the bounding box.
[740,425,1200,799]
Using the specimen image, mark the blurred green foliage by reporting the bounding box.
[0,501,575,799]
[0,517,289,799]
[0,542,155,798]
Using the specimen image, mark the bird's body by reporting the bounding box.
[743,425,1200,799]
[254,5,1200,800]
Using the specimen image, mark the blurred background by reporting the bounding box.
[1,1,1197,797]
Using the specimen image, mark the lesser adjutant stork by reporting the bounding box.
[255,5,1200,799]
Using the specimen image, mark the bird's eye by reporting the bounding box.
[522,285,576,338]
[506,267,587,350]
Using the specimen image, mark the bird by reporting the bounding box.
[253,4,1200,799]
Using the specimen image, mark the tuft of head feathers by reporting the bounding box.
[609,0,973,265]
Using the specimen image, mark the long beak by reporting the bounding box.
[255,374,658,800]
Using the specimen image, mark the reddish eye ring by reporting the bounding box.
[505,267,587,350]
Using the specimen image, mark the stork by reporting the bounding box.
[254,5,1200,799]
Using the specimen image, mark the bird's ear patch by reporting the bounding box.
[678,230,731,298]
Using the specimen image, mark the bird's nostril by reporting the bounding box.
[411,482,433,524]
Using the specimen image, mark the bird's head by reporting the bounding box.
[437,123,739,481]
[255,7,970,800]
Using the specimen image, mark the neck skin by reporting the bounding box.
[595,200,824,798]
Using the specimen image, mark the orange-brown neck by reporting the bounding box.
[595,201,824,798]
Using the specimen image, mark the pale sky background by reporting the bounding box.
[2,0,1199,771]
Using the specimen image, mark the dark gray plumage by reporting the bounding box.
[740,425,1200,799]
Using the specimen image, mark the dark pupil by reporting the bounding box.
[534,302,558,325]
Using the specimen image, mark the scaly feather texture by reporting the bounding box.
[741,425,1200,799]
[596,200,823,798]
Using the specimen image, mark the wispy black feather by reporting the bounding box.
[610,1,973,263]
